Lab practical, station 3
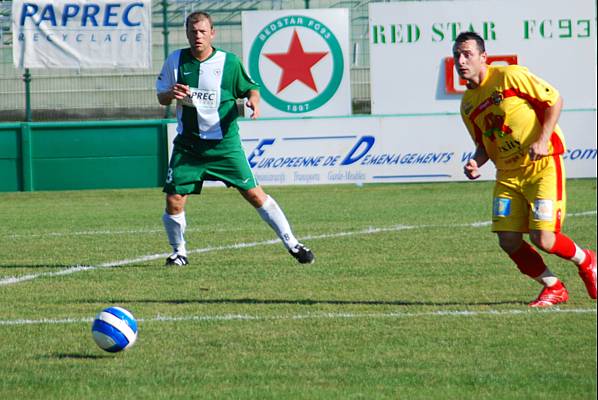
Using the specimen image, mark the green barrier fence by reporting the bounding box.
[0,120,171,192]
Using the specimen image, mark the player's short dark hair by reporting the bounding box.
[185,11,213,29]
[454,31,485,53]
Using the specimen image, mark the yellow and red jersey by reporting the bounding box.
[460,65,566,170]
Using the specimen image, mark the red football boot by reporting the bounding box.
[578,249,597,299]
[529,282,569,307]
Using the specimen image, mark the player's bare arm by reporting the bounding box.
[157,83,191,106]
[464,145,489,180]
[245,90,260,119]
[529,96,563,161]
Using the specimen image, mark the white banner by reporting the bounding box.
[369,0,597,114]
[167,112,596,186]
[242,9,351,117]
[12,0,151,69]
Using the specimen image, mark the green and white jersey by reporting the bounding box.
[156,47,258,140]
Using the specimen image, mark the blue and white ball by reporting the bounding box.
[91,306,138,353]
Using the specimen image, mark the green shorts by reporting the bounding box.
[163,134,258,195]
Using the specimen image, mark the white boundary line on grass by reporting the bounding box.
[1,210,595,287]
[0,307,595,326]
[3,210,596,240]
[0,225,416,286]
[3,226,239,239]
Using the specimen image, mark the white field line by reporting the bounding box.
[3,210,596,240]
[0,225,417,286]
[0,211,595,287]
[3,226,239,240]
[0,308,595,327]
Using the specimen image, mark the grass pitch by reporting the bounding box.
[0,180,596,399]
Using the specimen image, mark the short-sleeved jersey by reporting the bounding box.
[460,65,566,171]
[156,47,259,140]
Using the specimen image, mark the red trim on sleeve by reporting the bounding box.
[502,87,552,123]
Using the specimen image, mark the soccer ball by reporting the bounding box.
[91,306,138,353]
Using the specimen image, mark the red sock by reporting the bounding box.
[549,280,564,290]
[579,249,592,269]
[508,241,547,278]
[549,232,577,260]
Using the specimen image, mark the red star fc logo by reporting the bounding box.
[264,30,328,93]
[248,14,345,114]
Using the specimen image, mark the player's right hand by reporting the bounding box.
[171,84,191,100]
[464,159,481,180]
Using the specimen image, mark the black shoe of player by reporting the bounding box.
[289,244,315,264]
[165,253,189,267]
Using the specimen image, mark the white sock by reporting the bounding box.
[256,195,299,250]
[162,211,187,256]
[571,244,586,265]
[534,268,558,287]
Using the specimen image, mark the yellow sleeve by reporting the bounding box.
[460,98,483,146]
[504,66,560,108]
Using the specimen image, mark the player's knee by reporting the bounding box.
[245,192,263,207]
[529,230,555,252]
[499,240,519,254]
[498,234,522,254]
[166,194,186,214]
[240,187,267,208]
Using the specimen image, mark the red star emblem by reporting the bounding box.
[264,30,328,93]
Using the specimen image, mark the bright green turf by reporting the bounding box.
[0,180,596,399]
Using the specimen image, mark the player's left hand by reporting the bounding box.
[463,158,481,180]
[246,98,260,119]
[529,140,550,161]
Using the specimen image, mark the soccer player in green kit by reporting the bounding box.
[156,11,314,266]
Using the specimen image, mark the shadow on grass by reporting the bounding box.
[80,298,526,307]
[0,264,92,269]
[39,353,111,360]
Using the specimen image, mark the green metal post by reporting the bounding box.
[162,0,170,61]
[21,123,33,191]
[304,0,310,9]
[23,69,32,122]
[162,0,171,118]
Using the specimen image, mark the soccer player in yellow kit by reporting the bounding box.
[453,31,596,307]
